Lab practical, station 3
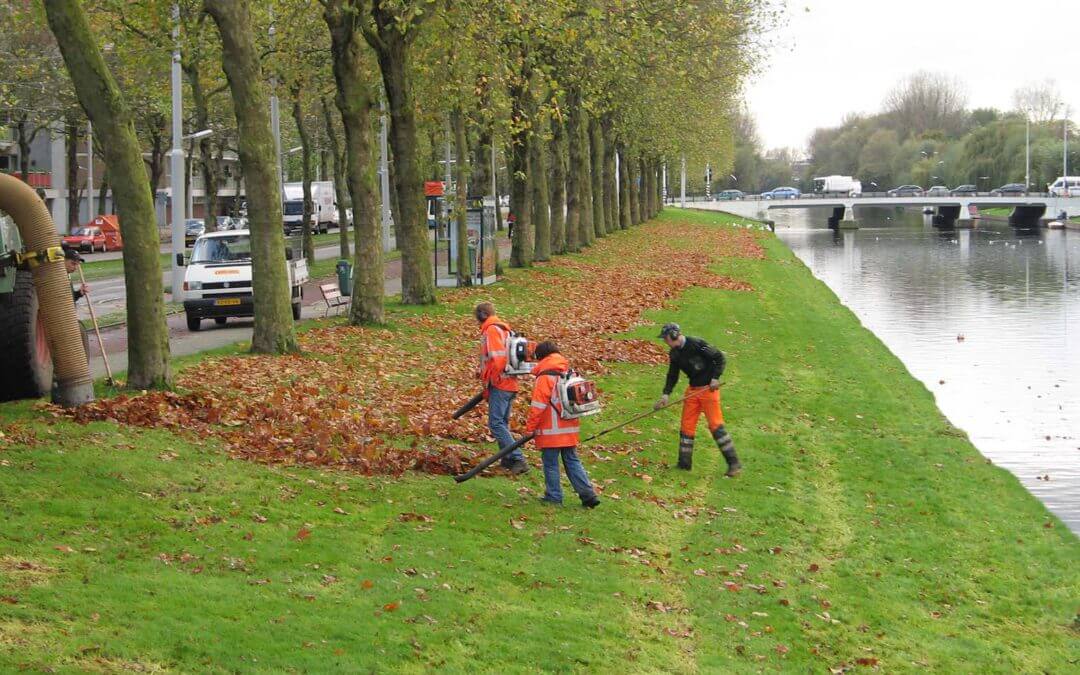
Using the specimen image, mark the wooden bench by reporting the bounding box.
[319,283,350,316]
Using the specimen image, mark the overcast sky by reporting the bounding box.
[746,0,1080,153]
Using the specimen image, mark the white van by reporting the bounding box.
[1047,176,1080,197]
[813,175,862,196]
[180,230,308,331]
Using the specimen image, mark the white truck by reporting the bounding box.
[283,181,336,235]
[813,175,862,196]
[180,230,308,332]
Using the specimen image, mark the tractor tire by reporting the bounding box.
[0,269,54,401]
[186,313,201,332]
[292,302,301,321]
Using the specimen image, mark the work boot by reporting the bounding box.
[722,449,742,477]
[581,496,601,509]
[677,434,695,471]
[713,426,742,477]
[506,459,530,476]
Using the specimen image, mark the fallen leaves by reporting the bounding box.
[295,527,312,542]
[61,222,763,477]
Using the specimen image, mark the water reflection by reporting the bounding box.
[774,208,1080,533]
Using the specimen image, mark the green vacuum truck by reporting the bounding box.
[0,212,54,401]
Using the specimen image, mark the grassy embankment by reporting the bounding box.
[1,210,1076,672]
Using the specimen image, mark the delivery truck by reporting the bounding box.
[283,181,336,235]
[813,175,862,197]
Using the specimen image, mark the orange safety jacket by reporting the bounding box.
[525,353,580,449]
[478,315,519,393]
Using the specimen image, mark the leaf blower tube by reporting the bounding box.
[452,387,718,483]
[0,173,94,407]
[453,433,536,483]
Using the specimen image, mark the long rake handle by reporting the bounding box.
[77,265,113,384]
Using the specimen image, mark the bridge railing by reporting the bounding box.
[670,191,1059,203]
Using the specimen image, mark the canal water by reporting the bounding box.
[772,208,1080,533]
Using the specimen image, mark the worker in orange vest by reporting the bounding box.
[526,341,600,508]
[655,322,742,476]
[475,301,529,474]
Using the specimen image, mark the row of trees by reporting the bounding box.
[722,73,1077,195]
[9,0,773,389]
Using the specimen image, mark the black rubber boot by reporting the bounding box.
[677,434,694,470]
[581,496,601,509]
[713,426,742,477]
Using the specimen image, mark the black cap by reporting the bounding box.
[658,322,681,339]
[63,247,84,263]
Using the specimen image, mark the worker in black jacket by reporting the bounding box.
[654,322,742,475]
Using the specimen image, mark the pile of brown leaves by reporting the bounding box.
[66,221,764,475]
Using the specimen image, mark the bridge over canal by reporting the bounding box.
[681,194,1080,229]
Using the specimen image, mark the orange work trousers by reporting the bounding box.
[680,386,724,437]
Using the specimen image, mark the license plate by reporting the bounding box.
[214,298,241,306]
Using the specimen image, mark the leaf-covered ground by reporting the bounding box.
[1,210,1077,672]
[63,220,761,476]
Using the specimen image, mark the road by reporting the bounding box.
[85,235,512,380]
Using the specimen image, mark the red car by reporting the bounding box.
[62,216,123,253]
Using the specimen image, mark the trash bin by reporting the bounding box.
[336,259,352,296]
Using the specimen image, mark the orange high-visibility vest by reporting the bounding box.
[478,316,519,392]
[525,353,580,448]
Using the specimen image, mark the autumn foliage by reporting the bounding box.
[66,222,764,475]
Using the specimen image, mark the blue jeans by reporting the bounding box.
[541,447,596,504]
[488,388,523,465]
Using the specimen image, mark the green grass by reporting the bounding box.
[1,210,1076,672]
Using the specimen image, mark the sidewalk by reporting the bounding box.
[87,236,511,379]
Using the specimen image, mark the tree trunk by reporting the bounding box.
[588,116,605,239]
[602,119,617,232]
[183,60,220,232]
[639,157,651,221]
[564,101,582,253]
[575,106,594,247]
[325,0,383,324]
[97,168,108,215]
[508,78,532,268]
[531,113,551,262]
[204,0,298,353]
[16,117,31,181]
[291,94,316,262]
[65,117,80,230]
[628,151,641,225]
[618,144,631,229]
[451,109,471,286]
[549,116,567,254]
[322,96,350,260]
[654,160,664,216]
[371,33,433,304]
[42,0,171,388]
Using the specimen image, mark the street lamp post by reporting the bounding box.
[169,3,186,297]
[86,121,94,219]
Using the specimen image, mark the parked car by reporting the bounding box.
[717,189,744,201]
[62,226,107,253]
[950,184,977,196]
[926,185,950,197]
[184,219,205,247]
[990,183,1027,196]
[887,185,924,197]
[762,186,801,200]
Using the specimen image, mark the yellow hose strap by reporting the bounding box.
[16,246,65,268]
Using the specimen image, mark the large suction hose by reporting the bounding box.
[0,173,94,407]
